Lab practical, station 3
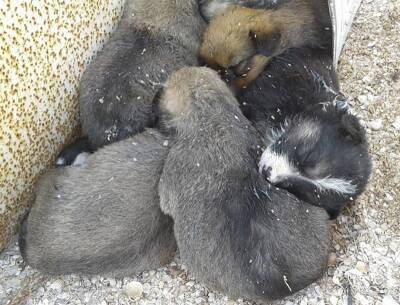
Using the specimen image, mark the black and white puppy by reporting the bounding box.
[158,67,331,302]
[239,47,371,219]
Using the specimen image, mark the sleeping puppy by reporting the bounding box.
[19,130,176,276]
[158,67,330,302]
[238,47,371,219]
[199,0,332,89]
[77,0,205,150]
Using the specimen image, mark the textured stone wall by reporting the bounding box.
[0,0,125,252]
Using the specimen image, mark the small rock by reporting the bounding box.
[328,253,337,267]
[49,279,63,291]
[124,281,143,300]
[385,193,394,201]
[358,95,368,104]
[382,295,399,305]
[389,240,399,252]
[332,275,341,286]
[330,296,338,305]
[300,298,308,305]
[392,117,400,131]
[355,293,370,305]
[356,261,369,273]
[368,119,383,130]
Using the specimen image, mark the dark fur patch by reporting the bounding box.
[56,137,93,167]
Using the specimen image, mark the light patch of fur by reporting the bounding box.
[72,152,91,166]
[258,148,297,183]
[312,177,357,194]
[161,87,189,116]
[293,119,320,140]
[205,1,230,19]
[56,157,66,166]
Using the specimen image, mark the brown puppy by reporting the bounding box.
[199,0,331,89]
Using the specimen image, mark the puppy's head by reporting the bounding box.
[154,67,238,135]
[158,67,236,119]
[200,6,281,88]
[259,105,371,196]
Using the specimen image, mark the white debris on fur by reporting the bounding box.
[0,0,399,305]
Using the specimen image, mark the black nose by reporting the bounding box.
[261,166,272,180]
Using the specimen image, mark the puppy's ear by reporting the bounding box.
[340,114,366,144]
[250,30,281,57]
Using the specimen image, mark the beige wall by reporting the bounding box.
[0,0,125,252]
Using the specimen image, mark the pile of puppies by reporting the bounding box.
[18,0,371,303]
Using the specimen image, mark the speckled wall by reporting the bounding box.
[0,0,125,252]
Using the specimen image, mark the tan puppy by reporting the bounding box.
[199,0,331,89]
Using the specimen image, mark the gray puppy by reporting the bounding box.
[19,130,176,276]
[79,0,205,149]
[158,67,330,302]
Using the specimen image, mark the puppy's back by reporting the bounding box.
[158,67,330,301]
[21,130,176,276]
[79,0,205,148]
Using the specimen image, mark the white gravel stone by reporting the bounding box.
[368,119,383,130]
[124,281,144,300]
[382,296,399,305]
[392,117,400,131]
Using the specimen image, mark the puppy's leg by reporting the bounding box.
[233,55,271,90]
[56,137,93,167]
[275,175,350,219]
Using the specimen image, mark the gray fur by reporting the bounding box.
[80,0,205,149]
[199,0,286,20]
[19,130,176,277]
[158,67,330,302]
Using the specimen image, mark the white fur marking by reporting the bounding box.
[72,152,90,166]
[56,157,66,166]
[313,177,357,194]
[259,148,297,183]
[295,120,319,139]
[259,148,356,194]
[205,2,229,18]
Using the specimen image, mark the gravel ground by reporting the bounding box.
[1,0,399,304]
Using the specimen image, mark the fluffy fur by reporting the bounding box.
[79,0,205,149]
[19,130,176,276]
[199,0,331,89]
[238,47,371,219]
[158,67,330,302]
[199,0,287,21]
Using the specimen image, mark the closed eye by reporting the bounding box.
[232,57,252,76]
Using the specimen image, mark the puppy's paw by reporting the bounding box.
[233,55,270,90]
